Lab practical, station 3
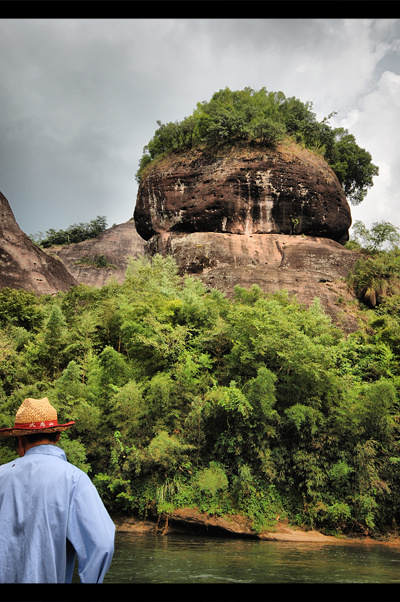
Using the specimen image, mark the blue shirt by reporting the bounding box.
[0,444,115,583]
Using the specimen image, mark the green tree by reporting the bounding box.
[330,132,379,205]
[0,288,43,331]
[136,87,378,208]
[351,220,400,252]
[31,216,107,247]
[23,303,69,377]
[98,346,131,390]
[347,249,400,307]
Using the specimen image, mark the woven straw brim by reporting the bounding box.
[0,398,75,437]
[0,422,75,437]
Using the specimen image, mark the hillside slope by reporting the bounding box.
[0,191,77,294]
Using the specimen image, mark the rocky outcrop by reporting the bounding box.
[0,138,360,329]
[134,141,352,244]
[113,509,340,542]
[134,142,360,329]
[46,219,146,287]
[0,191,77,295]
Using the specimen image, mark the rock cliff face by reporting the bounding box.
[135,141,352,244]
[148,231,359,329]
[0,191,77,295]
[47,219,146,288]
[135,142,360,329]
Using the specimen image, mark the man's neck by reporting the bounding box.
[17,435,60,457]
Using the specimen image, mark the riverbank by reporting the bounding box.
[112,507,400,546]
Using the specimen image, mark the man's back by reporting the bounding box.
[0,444,115,583]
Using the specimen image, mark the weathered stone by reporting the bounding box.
[113,509,340,542]
[0,191,77,294]
[146,231,360,331]
[135,142,352,244]
[134,142,361,329]
[46,219,146,287]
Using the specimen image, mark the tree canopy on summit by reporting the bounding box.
[136,87,378,206]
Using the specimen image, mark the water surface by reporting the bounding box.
[103,531,400,585]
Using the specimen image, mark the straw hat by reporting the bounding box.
[0,398,75,437]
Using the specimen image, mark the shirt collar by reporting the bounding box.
[25,444,67,461]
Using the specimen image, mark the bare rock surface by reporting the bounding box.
[46,219,146,287]
[135,142,352,244]
[113,510,340,543]
[0,191,77,294]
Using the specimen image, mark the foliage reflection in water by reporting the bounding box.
[101,532,400,584]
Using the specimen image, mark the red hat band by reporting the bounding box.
[14,420,59,430]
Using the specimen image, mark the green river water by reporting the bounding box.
[101,531,400,587]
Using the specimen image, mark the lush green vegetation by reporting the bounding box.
[1,244,400,537]
[74,255,117,270]
[346,221,400,310]
[30,215,108,248]
[350,220,400,253]
[136,87,379,206]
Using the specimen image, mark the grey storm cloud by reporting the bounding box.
[0,18,399,238]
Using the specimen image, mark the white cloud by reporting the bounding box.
[340,70,400,231]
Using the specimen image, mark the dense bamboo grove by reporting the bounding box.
[1,248,400,536]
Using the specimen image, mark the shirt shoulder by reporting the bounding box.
[0,446,86,485]
[0,458,19,472]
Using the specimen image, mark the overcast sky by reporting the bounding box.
[1,17,399,239]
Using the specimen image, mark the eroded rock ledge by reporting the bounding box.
[113,508,339,543]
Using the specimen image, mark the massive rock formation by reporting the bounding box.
[135,141,352,244]
[134,142,360,329]
[0,191,77,295]
[0,137,361,333]
[47,219,146,288]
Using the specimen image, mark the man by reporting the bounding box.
[0,397,115,583]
